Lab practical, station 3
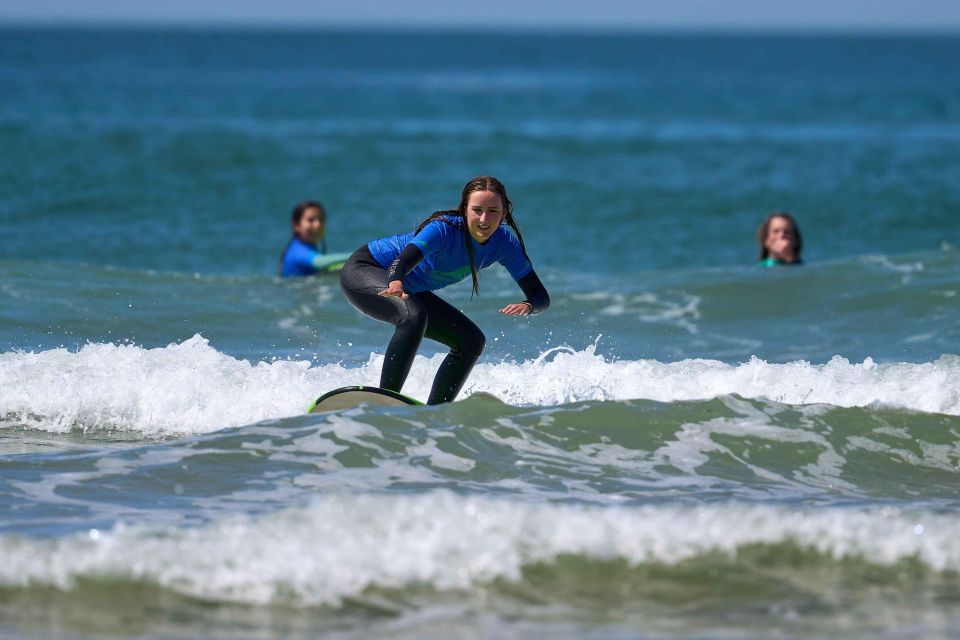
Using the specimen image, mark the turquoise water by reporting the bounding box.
[1,28,959,639]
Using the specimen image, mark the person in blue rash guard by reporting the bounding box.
[280,200,330,277]
[340,176,550,404]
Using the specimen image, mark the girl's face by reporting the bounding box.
[465,190,505,243]
[764,216,798,261]
[293,207,325,244]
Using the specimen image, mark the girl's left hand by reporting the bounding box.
[499,302,532,316]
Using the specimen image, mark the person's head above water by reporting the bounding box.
[416,175,528,295]
[757,211,803,265]
[291,200,326,246]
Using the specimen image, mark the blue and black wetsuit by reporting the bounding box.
[340,215,549,404]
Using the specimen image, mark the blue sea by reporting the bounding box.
[1,28,959,639]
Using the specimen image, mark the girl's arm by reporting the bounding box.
[500,270,549,316]
[379,244,424,299]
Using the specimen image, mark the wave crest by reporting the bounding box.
[1,336,958,436]
[1,492,956,607]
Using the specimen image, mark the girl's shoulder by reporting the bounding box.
[411,214,462,252]
[287,237,318,254]
[417,213,461,229]
[436,213,463,229]
[493,223,522,247]
[418,214,463,239]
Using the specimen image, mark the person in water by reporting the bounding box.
[280,200,330,277]
[757,211,803,266]
[339,176,550,404]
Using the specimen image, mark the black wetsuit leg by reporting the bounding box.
[418,291,485,404]
[339,246,485,404]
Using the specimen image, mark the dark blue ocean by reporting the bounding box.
[1,28,959,639]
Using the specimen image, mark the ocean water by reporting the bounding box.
[1,28,959,639]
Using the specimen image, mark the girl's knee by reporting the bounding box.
[460,326,485,359]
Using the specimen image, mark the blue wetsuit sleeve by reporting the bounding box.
[517,270,549,315]
[409,220,449,257]
[497,230,533,281]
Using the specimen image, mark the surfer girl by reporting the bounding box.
[339,176,550,404]
[757,211,803,266]
[280,200,329,277]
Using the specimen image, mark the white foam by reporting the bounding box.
[0,335,375,437]
[1,336,958,437]
[1,492,957,606]
[459,348,960,416]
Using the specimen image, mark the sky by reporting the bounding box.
[1,0,959,32]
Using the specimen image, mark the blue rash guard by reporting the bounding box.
[281,238,324,277]
[367,215,533,294]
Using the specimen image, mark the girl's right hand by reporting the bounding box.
[378,280,409,300]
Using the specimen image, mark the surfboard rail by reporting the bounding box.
[308,385,422,414]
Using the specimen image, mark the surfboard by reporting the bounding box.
[308,385,423,414]
[313,252,351,274]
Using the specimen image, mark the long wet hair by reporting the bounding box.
[279,200,326,275]
[414,176,529,297]
[757,211,803,261]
